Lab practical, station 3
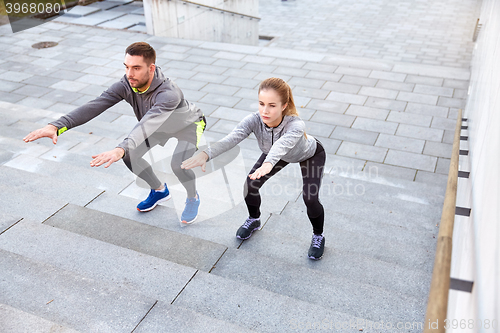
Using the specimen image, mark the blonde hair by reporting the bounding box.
[258,77,299,117]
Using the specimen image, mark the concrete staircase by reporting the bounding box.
[0,101,444,332]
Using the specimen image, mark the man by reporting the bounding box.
[23,42,206,224]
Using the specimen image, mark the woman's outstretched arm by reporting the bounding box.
[181,151,209,172]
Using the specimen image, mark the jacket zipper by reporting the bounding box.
[271,127,274,145]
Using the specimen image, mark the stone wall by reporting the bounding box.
[460,0,500,325]
[143,0,259,45]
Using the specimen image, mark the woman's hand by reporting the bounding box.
[181,151,209,172]
[249,162,273,180]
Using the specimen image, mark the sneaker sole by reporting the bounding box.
[236,227,260,240]
[137,194,171,212]
[308,255,323,260]
[181,214,198,224]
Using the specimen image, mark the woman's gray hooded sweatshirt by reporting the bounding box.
[49,67,203,155]
[205,112,317,166]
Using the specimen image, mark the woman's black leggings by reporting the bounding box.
[244,140,326,235]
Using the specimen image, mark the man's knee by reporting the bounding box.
[171,160,183,174]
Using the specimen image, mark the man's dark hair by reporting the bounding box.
[126,42,156,65]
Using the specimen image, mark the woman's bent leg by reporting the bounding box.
[300,144,326,235]
[244,154,289,218]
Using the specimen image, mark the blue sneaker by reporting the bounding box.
[137,184,171,212]
[181,192,200,224]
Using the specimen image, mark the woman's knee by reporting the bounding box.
[244,178,261,196]
[302,191,321,206]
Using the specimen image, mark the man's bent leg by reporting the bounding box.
[123,138,163,190]
[172,140,200,223]
[123,138,171,212]
[171,140,197,198]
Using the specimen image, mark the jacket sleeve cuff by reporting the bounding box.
[49,121,69,136]
[116,142,128,159]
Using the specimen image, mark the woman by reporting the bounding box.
[181,77,326,260]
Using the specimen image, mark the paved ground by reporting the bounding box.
[260,0,478,68]
[0,0,477,331]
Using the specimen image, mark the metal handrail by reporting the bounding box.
[173,0,261,20]
[423,109,463,332]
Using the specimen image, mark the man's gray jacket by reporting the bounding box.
[50,67,203,154]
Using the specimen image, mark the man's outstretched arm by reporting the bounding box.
[90,147,125,168]
[23,124,58,144]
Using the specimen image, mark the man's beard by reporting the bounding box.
[128,76,149,89]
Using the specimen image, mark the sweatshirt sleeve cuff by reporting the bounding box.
[203,148,212,161]
[263,156,278,166]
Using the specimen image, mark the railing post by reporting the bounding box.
[423,109,462,332]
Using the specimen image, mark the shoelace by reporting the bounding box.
[311,235,323,248]
[242,218,258,229]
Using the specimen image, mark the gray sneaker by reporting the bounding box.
[236,217,261,240]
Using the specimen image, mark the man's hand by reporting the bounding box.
[90,148,125,168]
[249,162,273,180]
[181,151,209,172]
[23,124,58,144]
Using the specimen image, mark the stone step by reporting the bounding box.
[38,146,133,179]
[322,169,444,206]
[0,165,103,207]
[84,177,297,246]
[0,213,22,235]
[0,220,256,332]
[198,141,445,208]
[85,190,256,248]
[241,208,436,274]
[291,197,438,248]
[0,249,156,332]
[43,204,227,272]
[1,303,80,333]
[78,163,440,252]
[133,301,257,333]
[1,246,253,332]
[211,248,426,324]
[3,153,133,194]
[293,183,441,234]
[172,268,404,333]
[0,149,15,165]
[0,184,67,223]
[0,218,196,304]
[0,219,356,332]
